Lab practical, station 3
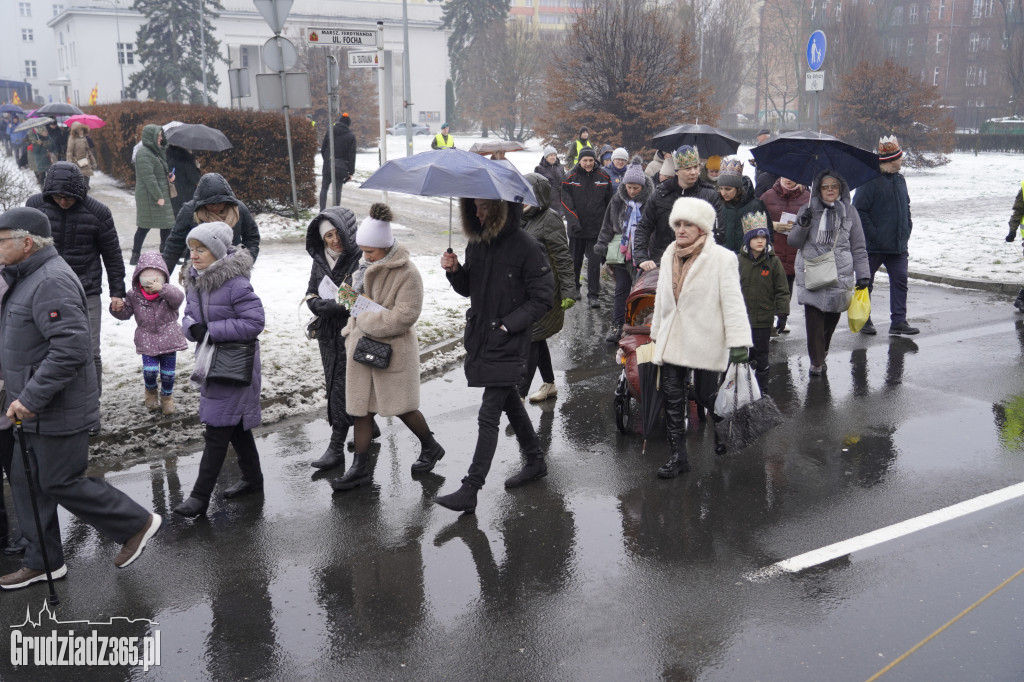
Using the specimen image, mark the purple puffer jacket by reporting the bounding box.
[110,251,189,356]
[181,248,264,430]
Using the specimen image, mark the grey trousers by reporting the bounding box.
[87,295,102,396]
[11,430,150,571]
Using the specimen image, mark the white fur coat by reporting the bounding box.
[650,241,753,371]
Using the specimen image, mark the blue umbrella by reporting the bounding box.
[361,148,538,206]
[0,104,25,114]
[750,130,880,190]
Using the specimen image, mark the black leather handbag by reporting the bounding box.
[353,336,391,369]
[207,341,257,385]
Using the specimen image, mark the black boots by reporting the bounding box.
[311,427,347,470]
[504,457,547,488]
[411,434,445,475]
[223,479,263,498]
[657,431,690,479]
[604,324,622,343]
[434,481,479,513]
[129,251,140,266]
[1015,288,1024,312]
[330,451,371,491]
[173,496,209,517]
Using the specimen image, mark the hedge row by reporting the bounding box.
[85,102,318,212]
[953,133,1024,154]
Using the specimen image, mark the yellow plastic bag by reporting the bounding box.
[848,287,871,333]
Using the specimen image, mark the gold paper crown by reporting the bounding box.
[674,145,700,168]
[719,156,744,177]
[741,211,768,234]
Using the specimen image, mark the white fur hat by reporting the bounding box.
[668,197,717,236]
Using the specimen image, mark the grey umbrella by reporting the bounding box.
[13,116,53,132]
[164,123,233,152]
[34,102,84,117]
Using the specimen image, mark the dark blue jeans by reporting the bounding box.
[868,252,909,324]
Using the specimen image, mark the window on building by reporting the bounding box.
[907,37,915,54]
[240,47,250,68]
[936,33,943,53]
[982,35,990,51]
[966,65,976,85]
[18,3,31,16]
[21,29,34,42]
[523,0,533,5]
[117,42,134,65]
[811,0,817,20]
[969,32,979,51]
[984,0,993,15]
[524,14,532,23]
[933,67,940,85]
[909,3,917,22]
[25,60,37,78]
[835,1,842,21]
[938,0,945,17]
[980,67,987,85]
[893,5,903,24]
[971,0,982,17]
[52,3,63,16]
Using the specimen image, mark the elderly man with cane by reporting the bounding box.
[0,207,161,591]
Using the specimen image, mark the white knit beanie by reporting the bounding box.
[318,218,337,240]
[668,197,717,236]
[612,147,629,161]
[355,203,395,248]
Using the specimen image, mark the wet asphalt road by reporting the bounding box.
[1,279,1023,680]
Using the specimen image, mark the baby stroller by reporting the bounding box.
[613,267,660,436]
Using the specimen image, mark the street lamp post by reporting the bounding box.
[199,0,209,105]
[96,0,126,100]
[402,0,414,156]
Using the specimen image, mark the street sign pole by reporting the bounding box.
[402,0,413,157]
[327,55,339,207]
[276,35,300,219]
[806,30,827,133]
[377,21,388,202]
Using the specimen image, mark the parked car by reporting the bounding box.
[386,122,432,136]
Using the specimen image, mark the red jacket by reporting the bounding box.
[760,178,809,276]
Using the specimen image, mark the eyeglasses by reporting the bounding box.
[0,236,26,244]
[820,183,841,190]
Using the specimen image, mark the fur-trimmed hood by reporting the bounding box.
[184,247,254,294]
[459,198,523,244]
[810,168,852,204]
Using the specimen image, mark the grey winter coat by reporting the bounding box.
[522,174,576,342]
[182,248,264,430]
[789,170,870,313]
[134,124,175,231]
[305,207,362,427]
[26,161,126,298]
[110,251,189,357]
[162,173,261,273]
[0,246,99,435]
[596,175,655,260]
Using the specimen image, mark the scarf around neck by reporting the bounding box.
[351,242,399,294]
[324,246,342,272]
[814,197,845,245]
[672,233,708,302]
[622,200,642,261]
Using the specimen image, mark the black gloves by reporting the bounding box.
[593,243,605,257]
[1007,226,1018,243]
[189,323,208,343]
[796,209,812,227]
[307,296,345,318]
[855,278,870,290]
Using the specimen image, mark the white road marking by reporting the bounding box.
[746,480,1024,581]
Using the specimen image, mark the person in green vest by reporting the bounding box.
[431,123,455,149]
[1005,180,1024,310]
[565,126,593,167]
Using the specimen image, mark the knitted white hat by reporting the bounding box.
[186,221,233,260]
[611,147,629,161]
[668,197,717,236]
[355,203,395,248]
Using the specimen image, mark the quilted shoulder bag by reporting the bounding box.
[354,336,392,369]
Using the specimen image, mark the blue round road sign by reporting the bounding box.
[807,30,827,71]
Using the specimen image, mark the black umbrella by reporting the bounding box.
[14,422,60,605]
[34,102,84,117]
[749,130,881,190]
[164,123,233,152]
[635,343,663,453]
[649,124,740,157]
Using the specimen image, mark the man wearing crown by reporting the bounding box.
[852,134,919,336]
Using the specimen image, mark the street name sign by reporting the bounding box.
[306,27,377,47]
[348,51,379,68]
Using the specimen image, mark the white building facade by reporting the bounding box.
[37,0,448,125]
[0,0,68,104]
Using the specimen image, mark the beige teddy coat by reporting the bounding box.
[342,242,423,417]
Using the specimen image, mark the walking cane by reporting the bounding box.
[13,421,59,605]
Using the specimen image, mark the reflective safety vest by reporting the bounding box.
[574,139,592,161]
[434,133,454,149]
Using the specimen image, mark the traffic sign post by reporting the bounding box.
[806,30,827,131]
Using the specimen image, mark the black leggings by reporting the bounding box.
[132,228,169,254]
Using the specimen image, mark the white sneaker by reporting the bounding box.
[528,382,557,403]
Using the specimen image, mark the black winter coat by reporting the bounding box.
[561,163,613,239]
[447,199,555,387]
[534,156,565,218]
[162,173,261,273]
[633,175,723,265]
[0,246,99,435]
[166,145,202,218]
[320,120,357,178]
[305,207,362,428]
[25,162,126,298]
[853,171,912,255]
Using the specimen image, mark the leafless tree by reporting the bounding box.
[997,0,1024,115]
[758,0,806,126]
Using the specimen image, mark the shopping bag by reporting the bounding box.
[714,362,761,417]
[189,335,215,389]
[848,287,871,333]
[717,363,784,451]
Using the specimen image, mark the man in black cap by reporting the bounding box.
[0,207,160,590]
[561,146,613,307]
[565,126,593,167]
